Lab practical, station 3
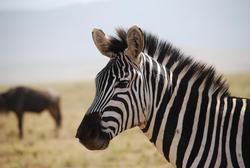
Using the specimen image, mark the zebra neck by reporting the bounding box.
[141,54,174,138]
[140,56,223,162]
[141,66,250,167]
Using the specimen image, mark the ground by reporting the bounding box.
[0,74,249,168]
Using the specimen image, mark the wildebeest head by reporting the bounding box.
[48,94,62,129]
[51,107,61,129]
[55,105,62,128]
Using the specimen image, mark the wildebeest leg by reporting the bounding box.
[16,112,23,139]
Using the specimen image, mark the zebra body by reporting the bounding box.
[76,26,250,167]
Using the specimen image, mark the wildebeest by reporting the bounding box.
[0,86,62,139]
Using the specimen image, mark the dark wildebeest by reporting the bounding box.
[0,86,62,139]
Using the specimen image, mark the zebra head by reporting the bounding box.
[76,26,149,150]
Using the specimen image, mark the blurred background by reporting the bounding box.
[0,0,249,168]
[0,0,250,84]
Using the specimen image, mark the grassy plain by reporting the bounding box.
[0,74,249,168]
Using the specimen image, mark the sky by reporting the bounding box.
[0,0,110,10]
[0,0,249,84]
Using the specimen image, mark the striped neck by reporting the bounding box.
[140,53,173,133]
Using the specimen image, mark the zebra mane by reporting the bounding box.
[107,28,230,97]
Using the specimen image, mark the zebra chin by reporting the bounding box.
[78,133,110,150]
[76,112,110,150]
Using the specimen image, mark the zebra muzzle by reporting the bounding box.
[76,112,110,150]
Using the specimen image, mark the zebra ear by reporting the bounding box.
[125,25,144,65]
[92,28,113,58]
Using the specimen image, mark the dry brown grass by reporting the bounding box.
[0,74,249,168]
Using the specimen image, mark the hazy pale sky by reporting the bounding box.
[0,0,249,84]
[0,0,110,10]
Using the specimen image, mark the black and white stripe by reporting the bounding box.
[86,27,250,167]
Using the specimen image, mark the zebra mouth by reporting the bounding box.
[77,132,110,150]
[96,139,110,150]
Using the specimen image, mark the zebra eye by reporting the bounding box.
[115,80,130,88]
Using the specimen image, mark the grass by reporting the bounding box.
[0,74,249,168]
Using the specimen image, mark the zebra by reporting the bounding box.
[76,25,250,167]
